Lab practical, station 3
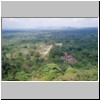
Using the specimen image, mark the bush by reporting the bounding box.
[15,71,29,81]
[42,63,61,80]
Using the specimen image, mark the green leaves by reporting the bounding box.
[15,71,29,81]
[41,63,61,81]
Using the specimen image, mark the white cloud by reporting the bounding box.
[2,18,98,30]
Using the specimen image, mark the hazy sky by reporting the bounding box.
[2,18,98,30]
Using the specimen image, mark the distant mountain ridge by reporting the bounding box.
[2,27,98,32]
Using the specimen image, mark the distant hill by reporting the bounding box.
[2,27,98,33]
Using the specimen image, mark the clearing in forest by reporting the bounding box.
[41,45,52,58]
[36,43,52,58]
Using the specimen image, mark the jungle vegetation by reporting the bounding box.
[2,27,98,81]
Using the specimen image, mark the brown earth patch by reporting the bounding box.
[61,52,76,63]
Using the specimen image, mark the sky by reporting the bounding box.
[2,18,98,30]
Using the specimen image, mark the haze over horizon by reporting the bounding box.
[2,18,98,30]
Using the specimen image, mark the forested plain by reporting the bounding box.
[2,27,98,81]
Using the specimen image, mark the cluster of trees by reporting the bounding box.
[2,28,98,81]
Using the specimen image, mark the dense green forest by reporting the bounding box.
[2,28,98,81]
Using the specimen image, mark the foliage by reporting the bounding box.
[15,71,29,81]
[2,28,98,81]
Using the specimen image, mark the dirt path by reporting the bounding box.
[41,45,52,58]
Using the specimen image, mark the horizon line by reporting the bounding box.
[2,26,98,31]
